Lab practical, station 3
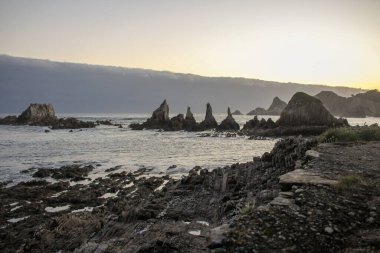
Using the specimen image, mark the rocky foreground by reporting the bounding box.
[1,138,379,252]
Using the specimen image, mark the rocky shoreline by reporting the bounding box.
[1,137,379,252]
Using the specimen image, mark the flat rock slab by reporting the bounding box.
[270,196,295,206]
[279,169,337,188]
[305,150,321,158]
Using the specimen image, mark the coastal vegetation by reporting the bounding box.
[319,124,380,142]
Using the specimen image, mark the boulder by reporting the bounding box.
[17,103,57,125]
[231,110,243,115]
[277,92,347,127]
[0,115,18,125]
[218,107,240,131]
[199,103,218,130]
[267,97,287,115]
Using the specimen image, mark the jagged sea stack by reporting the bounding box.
[277,92,347,127]
[17,103,57,125]
[218,107,240,131]
[130,99,171,130]
[199,103,218,130]
[149,99,170,124]
[184,107,197,130]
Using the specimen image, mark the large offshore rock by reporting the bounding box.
[184,107,197,130]
[277,92,347,127]
[231,110,243,115]
[199,103,218,130]
[218,107,240,131]
[17,103,57,125]
[130,100,171,130]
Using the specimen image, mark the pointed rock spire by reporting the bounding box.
[200,103,218,130]
[218,107,240,131]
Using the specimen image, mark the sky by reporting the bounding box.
[0,0,379,89]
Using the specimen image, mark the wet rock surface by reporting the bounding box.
[1,139,379,252]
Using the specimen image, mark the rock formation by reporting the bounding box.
[218,107,240,131]
[267,96,287,115]
[247,107,267,115]
[169,114,185,131]
[242,116,277,131]
[130,100,171,130]
[199,103,218,130]
[315,90,380,117]
[277,92,347,127]
[247,97,287,116]
[231,110,243,115]
[184,107,197,130]
[17,103,57,125]
[0,103,95,129]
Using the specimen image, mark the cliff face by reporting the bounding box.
[17,103,57,124]
[315,90,380,117]
[277,92,346,127]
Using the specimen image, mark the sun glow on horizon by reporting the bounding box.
[1,0,379,90]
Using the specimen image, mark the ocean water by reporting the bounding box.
[0,113,379,184]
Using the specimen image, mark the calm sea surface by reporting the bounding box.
[0,113,379,184]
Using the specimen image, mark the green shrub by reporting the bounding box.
[319,125,380,143]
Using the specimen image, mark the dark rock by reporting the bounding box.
[199,103,218,130]
[277,92,348,127]
[217,107,240,131]
[0,115,18,125]
[51,117,95,129]
[32,165,94,179]
[96,120,113,125]
[169,114,185,131]
[184,107,197,130]
[130,100,170,130]
[243,116,260,130]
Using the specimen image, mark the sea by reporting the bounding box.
[0,113,379,185]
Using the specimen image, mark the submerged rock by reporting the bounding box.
[218,107,240,131]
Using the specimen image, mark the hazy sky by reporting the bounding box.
[1,0,379,89]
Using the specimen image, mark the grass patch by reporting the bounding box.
[239,203,254,214]
[319,125,380,143]
[335,175,363,191]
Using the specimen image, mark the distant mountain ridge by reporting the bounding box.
[315,90,380,117]
[0,55,365,113]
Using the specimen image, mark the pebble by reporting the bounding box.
[324,227,334,234]
[295,188,304,194]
